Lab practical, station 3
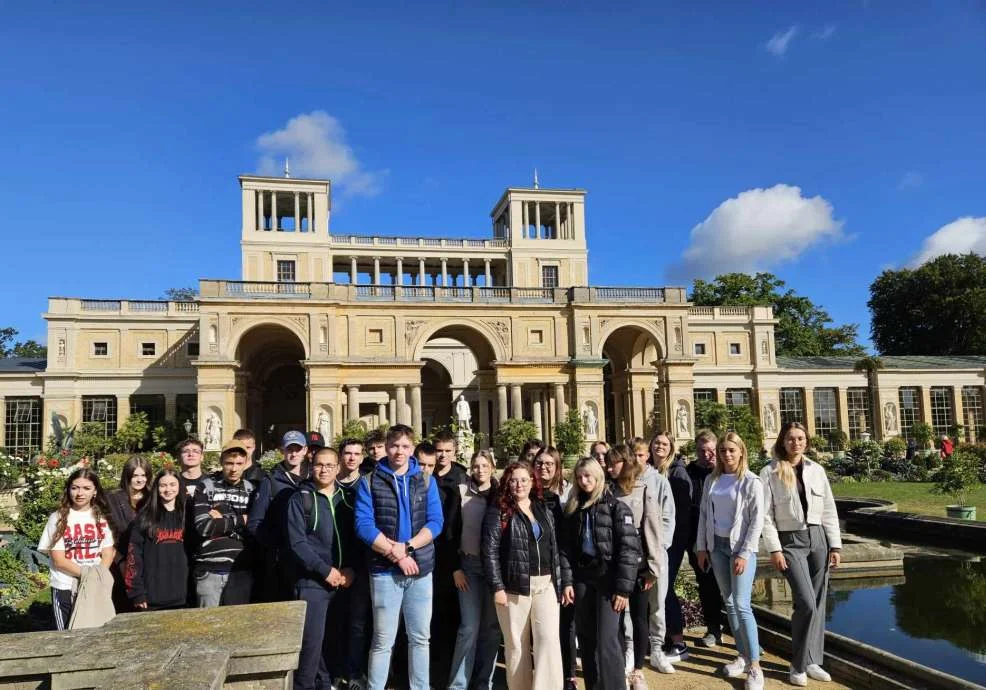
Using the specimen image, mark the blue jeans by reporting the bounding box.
[448,555,500,690]
[368,571,433,690]
[709,536,759,662]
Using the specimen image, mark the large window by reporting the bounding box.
[930,387,954,439]
[846,388,872,440]
[693,389,716,406]
[962,386,985,442]
[779,388,806,425]
[4,397,41,458]
[898,387,921,440]
[276,260,296,283]
[725,389,751,408]
[813,388,839,438]
[541,265,559,289]
[82,396,118,437]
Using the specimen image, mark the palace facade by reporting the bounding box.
[2,173,985,455]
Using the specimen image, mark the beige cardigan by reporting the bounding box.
[759,459,842,554]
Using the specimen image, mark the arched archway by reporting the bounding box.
[601,325,663,443]
[236,323,307,452]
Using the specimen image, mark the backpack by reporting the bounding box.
[201,475,255,503]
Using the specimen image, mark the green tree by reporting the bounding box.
[690,272,865,357]
[868,253,986,355]
[694,400,764,453]
[112,412,150,453]
[162,287,198,301]
[0,327,47,359]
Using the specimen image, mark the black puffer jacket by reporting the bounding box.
[482,499,572,599]
[562,489,642,597]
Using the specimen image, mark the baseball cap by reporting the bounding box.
[281,430,308,448]
[221,439,249,456]
[306,431,325,449]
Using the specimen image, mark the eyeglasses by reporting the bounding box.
[507,478,532,485]
[313,464,339,471]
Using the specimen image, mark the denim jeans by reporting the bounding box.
[448,555,500,690]
[709,536,759,662]
[368,571,433,690]
[195,570,252,608]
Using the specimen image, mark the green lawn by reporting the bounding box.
[832,481,986,521]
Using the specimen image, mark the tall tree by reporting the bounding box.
[869,253,986,355]
[162,286,198,301]
[0,327,47,359]
[690,272,866,357]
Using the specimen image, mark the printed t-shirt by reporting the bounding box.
[38,508,114,592]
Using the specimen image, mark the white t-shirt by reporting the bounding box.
[38,508,114,592]
[711,474,740,538]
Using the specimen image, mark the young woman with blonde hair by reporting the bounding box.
[696,432,765,690]
[761,421,841,686]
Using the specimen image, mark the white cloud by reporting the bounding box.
[908,217,986,267]
[255,111,387,198]
[813,23,837,40]
[667,184,846,281]
[766,25,799,56]
[898,171,923,190]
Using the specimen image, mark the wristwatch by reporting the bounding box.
[405,541,415,554]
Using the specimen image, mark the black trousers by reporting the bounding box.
[560,597,578,678]
[430,564,459,687]
[295,585,340,690]
[575,579,625,690]
[626,582,649,670]
[687,547,725,636]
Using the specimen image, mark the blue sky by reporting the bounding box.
[2,2,984,349]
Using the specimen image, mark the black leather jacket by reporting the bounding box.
[482,499,572,599]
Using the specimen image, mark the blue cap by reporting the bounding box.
[281,430,307,448]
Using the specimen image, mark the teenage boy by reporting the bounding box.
[414,442,437,477]
[247,430,310,601]
[233,428,266,485]
[360,429,388,474]
[192,439,256,607]
[306,430,326,462]
[428,431,466,686]
[355,425,443,690]
[336,437,371,689]
[687,429,726,647]
[287,446,360,690]
[177,437,207,499]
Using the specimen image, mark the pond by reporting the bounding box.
[754,554,986,685]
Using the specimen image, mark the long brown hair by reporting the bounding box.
[497,462,543,531]
[119,454,152,508]
[54,468,111,544]
[772,421,810,490]
[534,446,564,494]
[610,445,641,496]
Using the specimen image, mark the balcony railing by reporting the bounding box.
[224,281,312,298]
[328,234,509,249]
[74,299,199,315]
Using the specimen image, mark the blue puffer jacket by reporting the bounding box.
[354,458,443,575]
[286,480,361,590]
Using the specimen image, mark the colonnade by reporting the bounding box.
[346,256,502,287]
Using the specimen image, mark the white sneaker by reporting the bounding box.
[745,666,765,690]
[649,650,676,674]
[807,664,832,682]
[790,669,808,687]
[723,656,748,678]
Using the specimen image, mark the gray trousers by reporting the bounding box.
[779,525,830,673]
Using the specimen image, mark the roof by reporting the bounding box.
[0,357,47,373]
[777,355,986,371]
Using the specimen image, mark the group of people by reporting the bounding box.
[38,419,842,690]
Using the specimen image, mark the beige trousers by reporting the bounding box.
[495,574,563,690]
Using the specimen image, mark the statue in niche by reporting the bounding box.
[455,394,472,432]
[763,404,778,435]
[676,401,690,437]
[582,404,598,438]
[204,411,222,450]
[317,411,332,443]
[884,402,898,434]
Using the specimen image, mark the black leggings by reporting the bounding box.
[560,596,578,678]
[627,582,649,670]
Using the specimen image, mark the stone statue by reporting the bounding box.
[455,394,472,431]
[676,402,690,437]
[317,411,331,442]
[884,402,898,433]
[204,412,222,450]
[582,404,598,438]
[763,404,778,435]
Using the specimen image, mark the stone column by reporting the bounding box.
[804,388,817,436]
[497,384,508,426]
[554,201,560,238]
[116,395,131,430]
[479,389,491,442]
[396,258,403,286]
[440,258,448,287]
[410,384,423,437]
[554,383,567,423]
[377,402,387,426]
[350,257,358,285]
[389,398,397,426]
[307,192,314,232]
[373,257,381,285]
[522,201,528,237]
[256,191,265,231]
[613,387,625,442]
[395,385,408,425]
[462,259,470,287]
[952,386,964,441]
[294,192,301,232]
[534,201,541,238]
[418,258,426,286]
[484,258,492,287]
[510,384,523,420]
[532,393,544,439]
[271,191,278,230]
[0,397,6,448]
[837,388,851,439]
[346,385,360,422]
[164,394,177,423]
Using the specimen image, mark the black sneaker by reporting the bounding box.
[564,679,578,690]
[664,642,690,663]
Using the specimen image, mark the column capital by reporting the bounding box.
[346,383,360,391]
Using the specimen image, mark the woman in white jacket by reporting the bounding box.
[761,421,841,687]
[696,432,765,690]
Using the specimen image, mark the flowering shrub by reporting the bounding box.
[259,449,282,472]
[0,449,26,489]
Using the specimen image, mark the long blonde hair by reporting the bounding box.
[771,421,810,490]
[713,432,749,479]
[647,431,676,475]
[565,457,607,515]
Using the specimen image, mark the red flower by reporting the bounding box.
[47,459,60,469]
[37,457,46,466]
